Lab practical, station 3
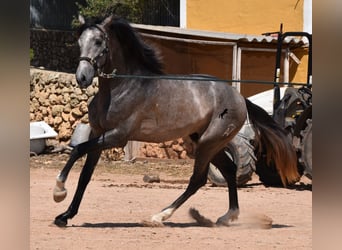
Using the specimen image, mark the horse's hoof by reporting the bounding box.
[141,220,165,227]
[54,215,68,227]
[216,218,230,227]
[53,186,67,203]
[216,209,240,226]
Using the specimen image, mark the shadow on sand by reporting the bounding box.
[71,221,200,228]
[69,221,294,229]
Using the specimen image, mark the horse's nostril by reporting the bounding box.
[76,71,87,86]
[81,74,86,82]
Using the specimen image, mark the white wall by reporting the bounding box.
[180,0,187,28]
[304,0,312,33]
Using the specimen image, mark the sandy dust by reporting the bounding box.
[30,153,312,249]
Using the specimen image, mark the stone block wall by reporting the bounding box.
[30,68,93,140]
[30,68,194,160]
[30,29,79,73]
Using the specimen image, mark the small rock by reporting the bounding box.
[143,174,160,183]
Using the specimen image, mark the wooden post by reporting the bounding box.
[124,141,141,161]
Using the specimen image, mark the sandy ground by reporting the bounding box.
[30,153,312,250]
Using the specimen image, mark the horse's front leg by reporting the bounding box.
[53,149,80,203]
[54,149,101,226]
[53,129,127,227]
[211,150,239,226]
[53,135,105,203]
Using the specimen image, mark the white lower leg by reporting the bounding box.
[151,208,175,224]
[53,174,67,203]
[216,208,240,226]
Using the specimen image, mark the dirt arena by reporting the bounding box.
[30,153,312,249]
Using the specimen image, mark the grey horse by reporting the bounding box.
[53,15,299,227]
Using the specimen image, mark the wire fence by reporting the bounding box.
[30,0,180,30]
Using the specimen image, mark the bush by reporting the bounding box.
[72,0,144,27]
[30,48,34,61]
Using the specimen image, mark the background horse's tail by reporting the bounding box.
[245,98,299,186]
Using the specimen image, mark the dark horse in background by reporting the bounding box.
[53,15,299,227]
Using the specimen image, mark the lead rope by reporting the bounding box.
[98,69,309,86]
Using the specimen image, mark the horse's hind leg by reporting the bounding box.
[54,149,102,226]
[151,144,215,224]
[151,117,243,224]
[152,136,232,224]
[211,149,239,226]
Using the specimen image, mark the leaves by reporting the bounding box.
[72,0,144,28]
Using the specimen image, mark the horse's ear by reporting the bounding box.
[103,14,114,25]
[78,15,85,25]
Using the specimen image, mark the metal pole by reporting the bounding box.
[232,44,240,92]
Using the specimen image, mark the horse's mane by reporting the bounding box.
[77,16,164,75]
[107,17,164,74]
[77,16,104,36]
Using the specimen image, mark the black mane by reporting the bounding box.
[77,16,104,37]
[108,17,164,74]
[77,16,163,74]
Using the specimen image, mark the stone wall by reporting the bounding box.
[30,29,79,73]
[30,68,194,160]
[30,68,92,140]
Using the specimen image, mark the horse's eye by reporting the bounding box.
[95,39,102,46]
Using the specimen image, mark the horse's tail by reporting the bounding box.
[245,98,299,186]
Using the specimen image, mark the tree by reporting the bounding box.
[72,0,144,27]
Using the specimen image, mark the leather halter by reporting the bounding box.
[78,25,109,72]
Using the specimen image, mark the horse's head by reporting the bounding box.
[76,15,164,88]
[76,15,111,88]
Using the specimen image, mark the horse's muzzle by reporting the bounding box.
[76,61,95,88]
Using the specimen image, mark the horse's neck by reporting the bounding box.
[109,48,157,76]
[98,76,137,92]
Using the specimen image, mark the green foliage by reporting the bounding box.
[72,0,144,27]
[30,48,34,61]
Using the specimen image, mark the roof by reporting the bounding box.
[132,23,307,47]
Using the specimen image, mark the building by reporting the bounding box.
[132,0,311,97]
